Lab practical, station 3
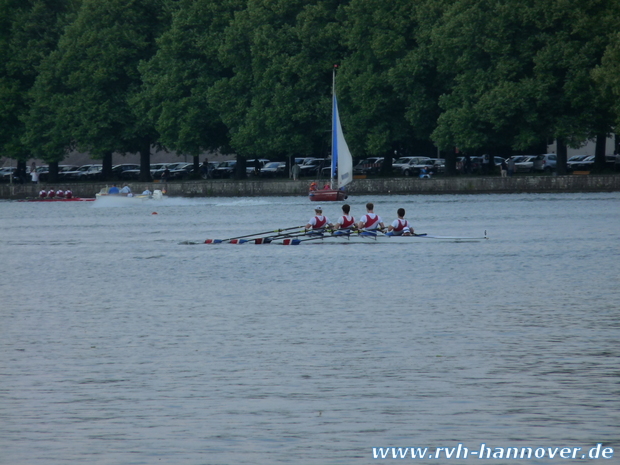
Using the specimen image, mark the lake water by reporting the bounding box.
[1,192,619,464]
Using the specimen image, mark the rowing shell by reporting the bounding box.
[270,232,488,244]
[206,231,488,245]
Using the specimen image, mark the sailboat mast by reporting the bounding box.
[331,65,337,190]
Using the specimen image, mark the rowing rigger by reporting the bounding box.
[204,229,489,245]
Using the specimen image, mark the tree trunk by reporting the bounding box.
[139,141,152,182]
[49,161,59,183]
[594,133,606,171]
[380,153,393,175]
[235,154,247,179]
[101,152,113,180]
[445,149,456,176]
[193,155,200,178]
[556,138,567,175]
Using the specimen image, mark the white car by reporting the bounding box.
[392,157,432,176]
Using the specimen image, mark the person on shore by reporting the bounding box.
[305,206,333,233]
[30,162,39,184]
[292,162,300,181]
[334,204,356,233]
[500,159,508,177]
[507,157,515,177]
[357,202,385,232]
[120,184,132,195]
[387,208,413,236]
[108,184,120,194]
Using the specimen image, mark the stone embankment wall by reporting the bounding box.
[2,175,620,199]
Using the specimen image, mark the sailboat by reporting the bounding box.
[309,66,353,202]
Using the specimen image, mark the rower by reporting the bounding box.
[356,202,385,234]
[386,208,414,236]
[65,189,73,199]
[333,204,355,235]
[305,206,333,234]
[39,189,47,199]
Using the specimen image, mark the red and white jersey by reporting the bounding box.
[48,190,56,198]
[308,215,329,230]
[65,190,73,199]
[39,190,47,198]
[360,213,382,230]
[391,218,412,234]
[337,215,355,229]
[56,190,65,198]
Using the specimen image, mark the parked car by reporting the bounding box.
[168,163,195,180]
[514,156,536,173]
[566,155,590,172]
[469,155,506,174]
[0,167,17,182]
[392,157,432,176]
[56,165,80,180]
[260,161,286,178]
[212,160,237,178]
[533,153,557,172]
[246,158,271,177]
[353,157,384,175]
[63,164,103,180]
[299,158,328,177]
[152,162,187,179]
[569,155,595,172]
[426,158,446,174]
[110,164,141,180]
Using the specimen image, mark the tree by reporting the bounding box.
[27,0,171,182]
[136,0,239,166]
[0,0,79,177]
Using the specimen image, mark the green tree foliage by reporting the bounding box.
[210,0,349,165]
[136,0,240,160]
[427,0,619,173]
[0,0,78,166]
[26,0,171,181]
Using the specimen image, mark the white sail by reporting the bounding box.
[332,95,353,189]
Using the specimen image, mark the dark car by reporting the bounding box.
[353,157,384,175]
[299,158,328,177]
[212,160,237,178]
[168,163,195,180]
[260,161,286,178]
[110,164,141,180]
[246,159,270,177]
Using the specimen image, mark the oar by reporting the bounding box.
[205,225,304,244]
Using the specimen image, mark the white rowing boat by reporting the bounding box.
[205,230,488,245]
[269,232,488,244]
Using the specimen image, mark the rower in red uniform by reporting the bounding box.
[65,189,73,199]
[56,189,65,198]
[333,204,356,234]
[356,202,385,232]
[39,189,47,198]
[47,189,56,198]
[387,208,414,236]
[305,206,333,233]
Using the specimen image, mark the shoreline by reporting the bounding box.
[2,174,620,200]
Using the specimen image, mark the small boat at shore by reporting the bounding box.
[95,188,166,201]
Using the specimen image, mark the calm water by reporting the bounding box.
[1,193,619,464]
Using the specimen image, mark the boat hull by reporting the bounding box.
[271,233,488,244]
[309,189,348,202]
[20,197,94,202]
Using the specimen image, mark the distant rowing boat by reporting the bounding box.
[95,189,166,201]
[19,197,94,202]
